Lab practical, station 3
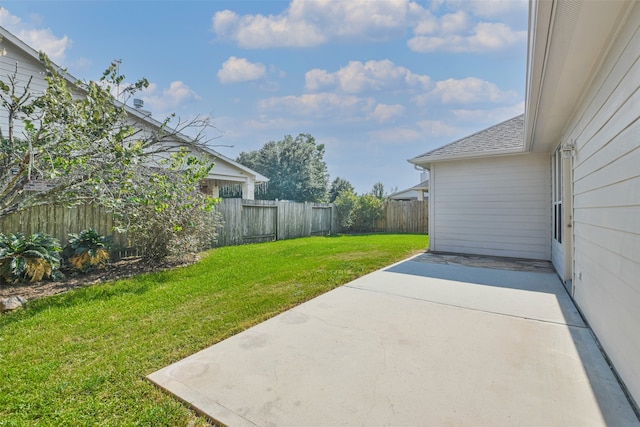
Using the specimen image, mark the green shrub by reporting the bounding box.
[354,193,384,231]
[335,191,384,232]
[63,228,112,273]
[334,190,358,231]
[117,150,222,260]
[127,191,222,260]
[0,232,62,284]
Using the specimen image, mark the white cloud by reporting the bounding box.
[471,22,525,50]
[305,60,431,94]
[0,9,71,63]
[258,93,376,120]
[213,0,425,48]
[141,81,201,112]
[218,56,267,84]
[368,127,422,144]
[212,0,526,55]
[413,14,439,36]
[408,21,526,53]
[451,101,525,123]
[371,104,405,122]
[417,119,458,137]
[305,69,335,92]
[442,0,528,18]
[257,92,406,125]
[0,8,21,28]
[213,10,240,36]
[414,77,518,105]
[213,9,325,49]
[440,11,469,34]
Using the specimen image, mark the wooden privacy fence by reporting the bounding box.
[0,199,427,252]
[214,199,337,247]
[0,204,128,248]
[376,200,429,234]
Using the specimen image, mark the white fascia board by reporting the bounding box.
[206,174,250,183]
[524,0,554,152]
[408,146,526,167]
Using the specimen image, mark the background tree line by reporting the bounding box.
[234,135,389,232]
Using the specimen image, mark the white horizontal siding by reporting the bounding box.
[0,42,48,138]
[0,46,48,94]
[561,3,640,405]
[431,153,550,260]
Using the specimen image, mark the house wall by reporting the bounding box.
[0,38,48,137]
[560,2,640,405]
[430,152,550,260]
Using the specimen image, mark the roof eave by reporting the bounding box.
[524,0,553,152]
[408,146,526,166]
[524,0,634,153]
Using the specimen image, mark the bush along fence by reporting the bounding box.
[0,199,428,254]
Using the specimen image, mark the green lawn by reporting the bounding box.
[0,234,427,426]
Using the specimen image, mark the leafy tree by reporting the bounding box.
[0,51,220,258]
[236,133,329,202]
[371,182,385,200]
[328,177,355,202]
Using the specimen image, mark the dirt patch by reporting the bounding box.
[0,254,199,302]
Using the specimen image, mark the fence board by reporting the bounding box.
[311,206,332,235]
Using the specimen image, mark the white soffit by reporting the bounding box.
[526,0,632,152]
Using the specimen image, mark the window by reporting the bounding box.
[552,148,562,244]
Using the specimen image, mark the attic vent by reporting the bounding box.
[133,99,144,108]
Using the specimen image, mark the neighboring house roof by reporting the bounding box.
[409,114,524,165]
[411,179,429,191]
[0,25,267,185]
[388,180,429,200]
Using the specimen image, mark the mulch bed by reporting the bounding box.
[0,254,199,302]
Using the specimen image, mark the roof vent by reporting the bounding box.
[133,98,144,108]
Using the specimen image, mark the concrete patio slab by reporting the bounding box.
[148,255,639,427]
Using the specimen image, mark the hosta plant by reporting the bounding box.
[64,228,112,273]
[0,232,62,284]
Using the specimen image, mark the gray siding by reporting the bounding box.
[431,152,551,260]
[561,3,640,405]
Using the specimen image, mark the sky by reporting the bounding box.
[0,0,528,194]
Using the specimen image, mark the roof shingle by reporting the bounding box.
[410,114,524,163]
